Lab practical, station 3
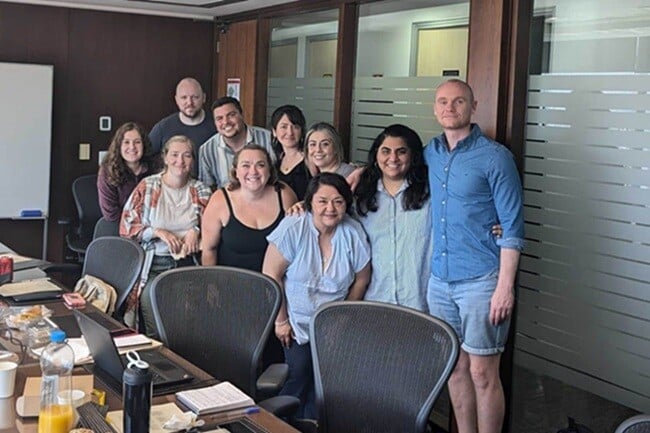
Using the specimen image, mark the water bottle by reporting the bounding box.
[38,329,74,433]
[122,351,152,433]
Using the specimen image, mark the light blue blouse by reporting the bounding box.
[267,213,371,344]
[356,180,431,311]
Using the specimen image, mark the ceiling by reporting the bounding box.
[2,0,300,20]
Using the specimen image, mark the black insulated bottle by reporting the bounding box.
[122,360,152,433]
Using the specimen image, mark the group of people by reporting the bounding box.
[96,76,524,433]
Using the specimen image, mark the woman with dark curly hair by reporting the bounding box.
[97,122,158,221]
[354,124,431,311]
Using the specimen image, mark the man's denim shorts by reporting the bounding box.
[427,270,510,356]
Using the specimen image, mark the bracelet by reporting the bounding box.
[274,319,288,326]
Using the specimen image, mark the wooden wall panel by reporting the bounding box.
[333,2,358,160]
[0,3,70,259]
[215,19,259,125]
[0,3,213,261]
[467,0,506,140]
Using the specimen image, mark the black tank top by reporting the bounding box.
[217,187,285,272]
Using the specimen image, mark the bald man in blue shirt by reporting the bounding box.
[425,79,524,433]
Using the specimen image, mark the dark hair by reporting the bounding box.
[211,96,243,113]
[355,124,430,216]
[270,105,307,157]
[227,144,281,191]
[304,172,353,215]
[101,122,156,186]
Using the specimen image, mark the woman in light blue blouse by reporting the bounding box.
[355,124,431,311]
[263,172,371,419]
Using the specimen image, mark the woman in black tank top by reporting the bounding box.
[200,144,298,272]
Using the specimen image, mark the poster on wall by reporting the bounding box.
[227,78,241,101]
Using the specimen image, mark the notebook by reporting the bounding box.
[176,381,254,415]
[73,309,193,394]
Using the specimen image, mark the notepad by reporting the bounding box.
[0,278,61,297]
[176,381,254,415]
[114,333,152,348]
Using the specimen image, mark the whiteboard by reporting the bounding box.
[0,63,53,219]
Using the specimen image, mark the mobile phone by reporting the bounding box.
[109,327,137,337]
[62,292,87,308]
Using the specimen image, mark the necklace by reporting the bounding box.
[280,151,303,174]
[321,253,331,271]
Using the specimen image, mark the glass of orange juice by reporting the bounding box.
[38,404,74,433]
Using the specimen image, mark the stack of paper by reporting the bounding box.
[176,381,254,415]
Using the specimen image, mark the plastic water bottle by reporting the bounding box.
[38,329,75,433]
[122,351,152,433]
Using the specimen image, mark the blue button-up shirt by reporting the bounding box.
[356,180,431,311]
[424,124,524,282]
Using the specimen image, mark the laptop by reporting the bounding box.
[73,309,193,394]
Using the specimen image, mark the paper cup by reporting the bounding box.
[0,396,16,429]
[0,362,17,398]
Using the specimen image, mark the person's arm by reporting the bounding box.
[154,228,183,254]
[488,148,525,325]
[119,181,147,240]
[120,178,182,253]
[262,244,292,347]
[280,183,298,211]
[97,168,121,222]
[200,190,224,265]
[346,166,367,192]
[490,248,520,325]
[345,262,371,301]
[198,143,217,191]
[183,180,213,255]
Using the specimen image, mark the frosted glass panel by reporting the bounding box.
[267,77,335,127]
[519,73,650,413]
[350,76,455,163]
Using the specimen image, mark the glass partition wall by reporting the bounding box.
[267,9,339,128]
[513,0,650,428]
[350,0,469,163]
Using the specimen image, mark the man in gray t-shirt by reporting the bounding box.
[149,77,216,176]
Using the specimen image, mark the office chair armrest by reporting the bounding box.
[256,363,289,394]
[290,419,318,433]
[258,395,300,418]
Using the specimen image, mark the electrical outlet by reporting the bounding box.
[79,143,91,161]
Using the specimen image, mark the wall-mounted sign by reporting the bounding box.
[227,78,241,101]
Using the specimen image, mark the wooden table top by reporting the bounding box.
[0,258,299,433]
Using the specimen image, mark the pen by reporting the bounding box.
[225,406,260,417]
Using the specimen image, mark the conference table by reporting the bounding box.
[0,243,299,433]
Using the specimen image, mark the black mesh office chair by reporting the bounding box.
[309,301,459,433]
[42,175,102,279]
[82,237,144,320]
[615,415,650,433]
[93,217,120,239]
[66,174,102,258]
[149,266,296,413]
